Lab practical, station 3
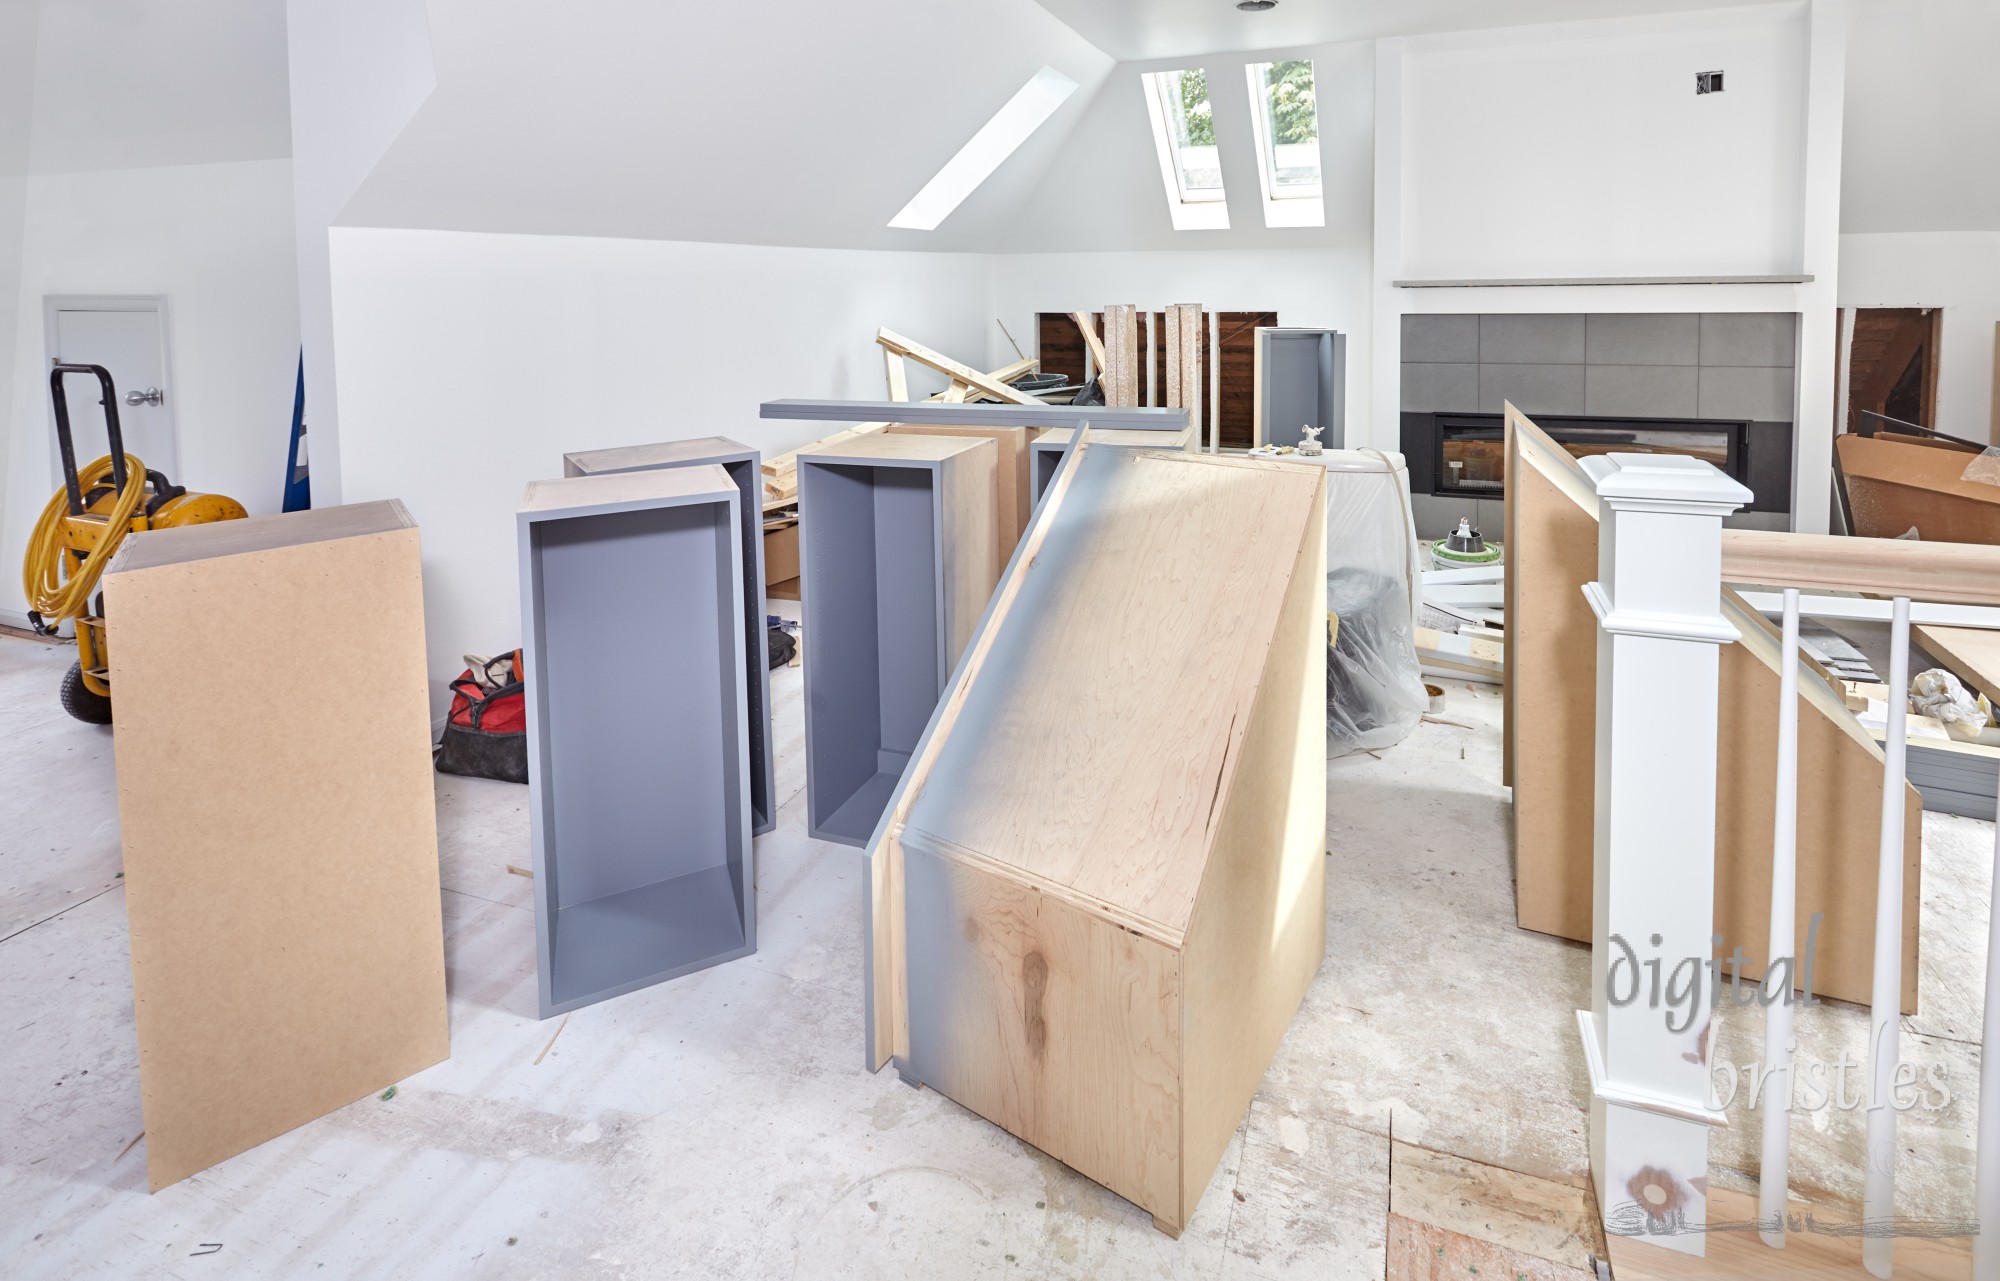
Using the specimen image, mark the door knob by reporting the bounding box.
[125,386,163,407]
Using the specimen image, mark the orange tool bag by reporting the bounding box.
[434,650,527,784]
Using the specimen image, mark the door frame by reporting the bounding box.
[42,294,180,488]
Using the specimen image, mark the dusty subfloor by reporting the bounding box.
[0,625,1990,1279]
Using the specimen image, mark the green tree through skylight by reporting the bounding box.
[1180,69,1215,146]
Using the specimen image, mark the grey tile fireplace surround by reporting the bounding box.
[1401,312,1796,539]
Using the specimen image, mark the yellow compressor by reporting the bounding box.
[21,363,247,723]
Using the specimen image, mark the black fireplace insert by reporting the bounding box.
[1398,411,1793,515]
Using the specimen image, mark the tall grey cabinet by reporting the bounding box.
[562,436,776,835]
[518,465,753,1017]
[795,434,997,847]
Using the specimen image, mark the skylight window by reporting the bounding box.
[1141,68,1229,231]
[1245,59,1324,228]
[889,66,1079,231]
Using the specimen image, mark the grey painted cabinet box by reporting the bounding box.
[1253,327,1346,450]
[518,466,754,1017]
[796,434,998,847]
[560,436,776,836]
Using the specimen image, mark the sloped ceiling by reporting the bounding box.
[335,0,1115,251]
[1032,0,1785,61]
[1840,0,1999,234]
[25,0,292,174]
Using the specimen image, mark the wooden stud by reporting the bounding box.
[1072,310,1107,373]
[876,328,1040,406]
[884,349,910,402]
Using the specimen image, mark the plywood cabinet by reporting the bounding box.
[102,501,449,1191]
[796,434,997,847]
[519,466,753,1017]
[867,442,1328,1236]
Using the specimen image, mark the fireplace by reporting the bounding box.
[1398,312,1799,535]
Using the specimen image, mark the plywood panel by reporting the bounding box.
[901,840,1183,1221]
[884,423,1027,576]
[1179,480,1326,1225]
[903,452,1325,935]
[1837,432,2000,543]
[1506,409,1919,1010]
[103,501,448,1191]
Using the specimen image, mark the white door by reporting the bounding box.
[48,303,179,489]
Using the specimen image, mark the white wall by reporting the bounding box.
[0,0,37,587]
[986,246,1373,438]
[1839,231,2000,441]
[328,226,994,707]
[1373,1,1846,531]
[0,159,302,619]
[1397,4,1810,280]
[285,0,436,508]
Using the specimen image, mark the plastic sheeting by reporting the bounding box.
[1311,450,1428,756]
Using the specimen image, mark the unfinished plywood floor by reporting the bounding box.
[1,630,1991,1279]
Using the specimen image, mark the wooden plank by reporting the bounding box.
[1164,306,1182,409]
[1103,304,1139,407]
[1914,624,2000,700]
[1389,1142,1602,1272]
[883,423,1031,574]
[1388,1215,1594,1281]
[875,327,1039,406]
[103,502,447,1191]
[1072,310,1106,372]
[1178,469,1326,1230]
[1508,408,1919,1009]
[883,348,909,402]
[1603,1186,1970,1279]
[1723,521,2000,606]
[1829,433,2000,544]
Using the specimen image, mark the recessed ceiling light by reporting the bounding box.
[1237,0,1277,10]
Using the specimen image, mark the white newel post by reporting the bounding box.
[1576,453,1750,1256]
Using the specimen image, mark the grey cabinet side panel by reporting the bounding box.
[873,469,940,760]
[800,463,885,835]
[538,506,732,905]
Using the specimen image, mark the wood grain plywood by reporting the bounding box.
[1837,432,2000,544]
[900,840,1183,1220]
[1179,477,1326,1220]
[903,452,1325,936]
[1914,624,2000,699]
[884,423,1028,575]
[1506,412,1920,1010]
[102,501,448,1191]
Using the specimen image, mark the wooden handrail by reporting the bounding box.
[1721,529,2000,607]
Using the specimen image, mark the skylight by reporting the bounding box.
[888,66,1079,231]
[1245,59,1324,228]
[1141,68,1229,231]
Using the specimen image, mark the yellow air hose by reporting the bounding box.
[22,453,148,623]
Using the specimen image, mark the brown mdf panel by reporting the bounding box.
[1506,412,1919,1010]
[900,840,1183,1223]
[102,501,448,1191]
[1179,484,1326,1222]
[883,423,1029,576]
[1915,624,2000,699]
[1836,432,2000,543]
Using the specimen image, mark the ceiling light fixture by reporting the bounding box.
[1236,0,1277,11]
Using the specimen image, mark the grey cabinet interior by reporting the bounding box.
[560,436,776,835]
[1255,328,1346,450]
[518,466,753,1017]
[797,436,995,848]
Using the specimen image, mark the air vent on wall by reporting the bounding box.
[1696,70,1724,94]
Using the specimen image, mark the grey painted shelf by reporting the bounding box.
[761,398,1190,432]
[518,466,753,1017]
[796,434,997,848]
[1255,328,1346,451]
[561,436,776,836]
[1393,274,1814,288]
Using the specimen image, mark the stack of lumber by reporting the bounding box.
[760,328,1037,509]
[865,436,1328,1238]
